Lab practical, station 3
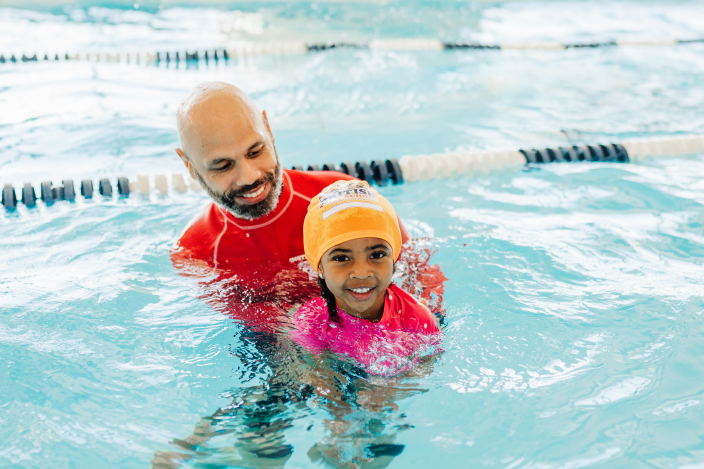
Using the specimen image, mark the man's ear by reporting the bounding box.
[262,110,275,143]
[176,148,196,179]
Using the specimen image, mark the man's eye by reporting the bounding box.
[212,162,232,171]
[248,147,264,158]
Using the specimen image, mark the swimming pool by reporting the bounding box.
[2,1,704,468]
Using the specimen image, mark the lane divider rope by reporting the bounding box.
[2,37,703,64]
[2,134,703,211]
[397,134,704,182]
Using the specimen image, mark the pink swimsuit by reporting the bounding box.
[291,284,443,376]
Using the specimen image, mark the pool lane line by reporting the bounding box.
[2,134,704,211]
[397,134,704,183]
[1,38,703,65]
[1,175,196,210]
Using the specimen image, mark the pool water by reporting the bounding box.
[2,2,704,468]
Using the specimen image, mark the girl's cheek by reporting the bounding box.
[326,274,345,294]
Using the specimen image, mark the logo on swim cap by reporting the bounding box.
[318,181,379,208]
[318,180,383,220]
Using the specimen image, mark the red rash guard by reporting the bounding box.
[171,169,443,331]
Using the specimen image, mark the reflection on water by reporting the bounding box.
[153,243,444,468]
[153,330,434,469]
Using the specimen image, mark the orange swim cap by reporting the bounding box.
[304,180,402,271]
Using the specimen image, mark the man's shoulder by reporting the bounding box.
[177,203,222,247]
[286,169,356,198]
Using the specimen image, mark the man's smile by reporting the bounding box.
[236,182,270,205]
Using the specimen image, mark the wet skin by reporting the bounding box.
[318,237,394,323]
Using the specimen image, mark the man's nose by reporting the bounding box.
[234,159,262,188]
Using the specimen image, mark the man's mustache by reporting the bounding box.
[226,173,276,199]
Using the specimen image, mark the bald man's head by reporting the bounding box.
[175,82,282,220]
[177,82,263,156]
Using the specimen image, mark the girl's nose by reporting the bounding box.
[349,261,373,279]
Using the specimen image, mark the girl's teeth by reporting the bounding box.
[242,185,265,198]
[351,287,372,293]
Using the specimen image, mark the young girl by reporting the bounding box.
[291,180,443,376]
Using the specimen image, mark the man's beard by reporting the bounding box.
[194,162,283,220]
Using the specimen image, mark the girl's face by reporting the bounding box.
[318,237,394,323]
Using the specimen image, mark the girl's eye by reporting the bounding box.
[332,255,349,262]
[370,251,386,259]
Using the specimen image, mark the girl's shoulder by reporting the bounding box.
[382,284,440,334]
[294,297,329,324]
[290,297,330,353]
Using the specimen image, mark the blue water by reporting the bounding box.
[2,2,704,468]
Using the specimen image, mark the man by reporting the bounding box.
[172,81,410,274]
